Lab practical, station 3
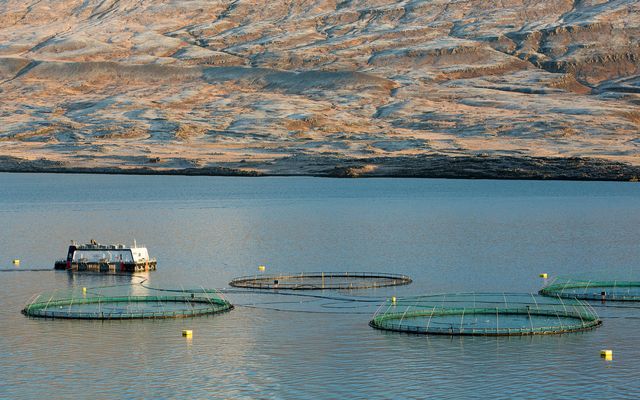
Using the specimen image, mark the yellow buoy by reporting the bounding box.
[391,296,397,304]
[82,287,87,294]
[539,273,548,279]
[600,350,613,360]
[258,265,266,272]
[182,330,193,337]
[12,259,20,266]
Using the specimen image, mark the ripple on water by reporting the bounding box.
[1,176,639,398]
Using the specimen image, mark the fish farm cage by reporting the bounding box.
[369,293,601,336]
[540,277,640,301]
[22,286,233,320]
[229,271,412,290]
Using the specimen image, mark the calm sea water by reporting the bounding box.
[1,173,639,399]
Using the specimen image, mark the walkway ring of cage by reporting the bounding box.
[229,271,412,290]
[540,278,640,301]
[22,294,233,320]
[369,293,602,336]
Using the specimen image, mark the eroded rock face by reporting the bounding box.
[0,0,638,178]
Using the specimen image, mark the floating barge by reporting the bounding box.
[54,240,157,272]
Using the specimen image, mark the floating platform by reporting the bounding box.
[22,290,232,320]
[370,293,602,336]
[540,277,640,301]
[54,260,156,272]
[229,271,412,290]
[54,240,157,273]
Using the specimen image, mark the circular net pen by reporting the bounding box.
[540,277,640,301]
[22,287,233,320]
[370,293,601,336]
[229,271,412,290]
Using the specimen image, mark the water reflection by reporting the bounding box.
[1,175,639,398]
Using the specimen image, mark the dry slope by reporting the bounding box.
[0,0,639,179]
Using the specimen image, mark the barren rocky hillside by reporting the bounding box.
[0,0,639,179]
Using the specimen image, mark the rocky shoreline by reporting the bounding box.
[1,155,638,181]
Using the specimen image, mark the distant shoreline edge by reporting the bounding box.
[0,155,638,182]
